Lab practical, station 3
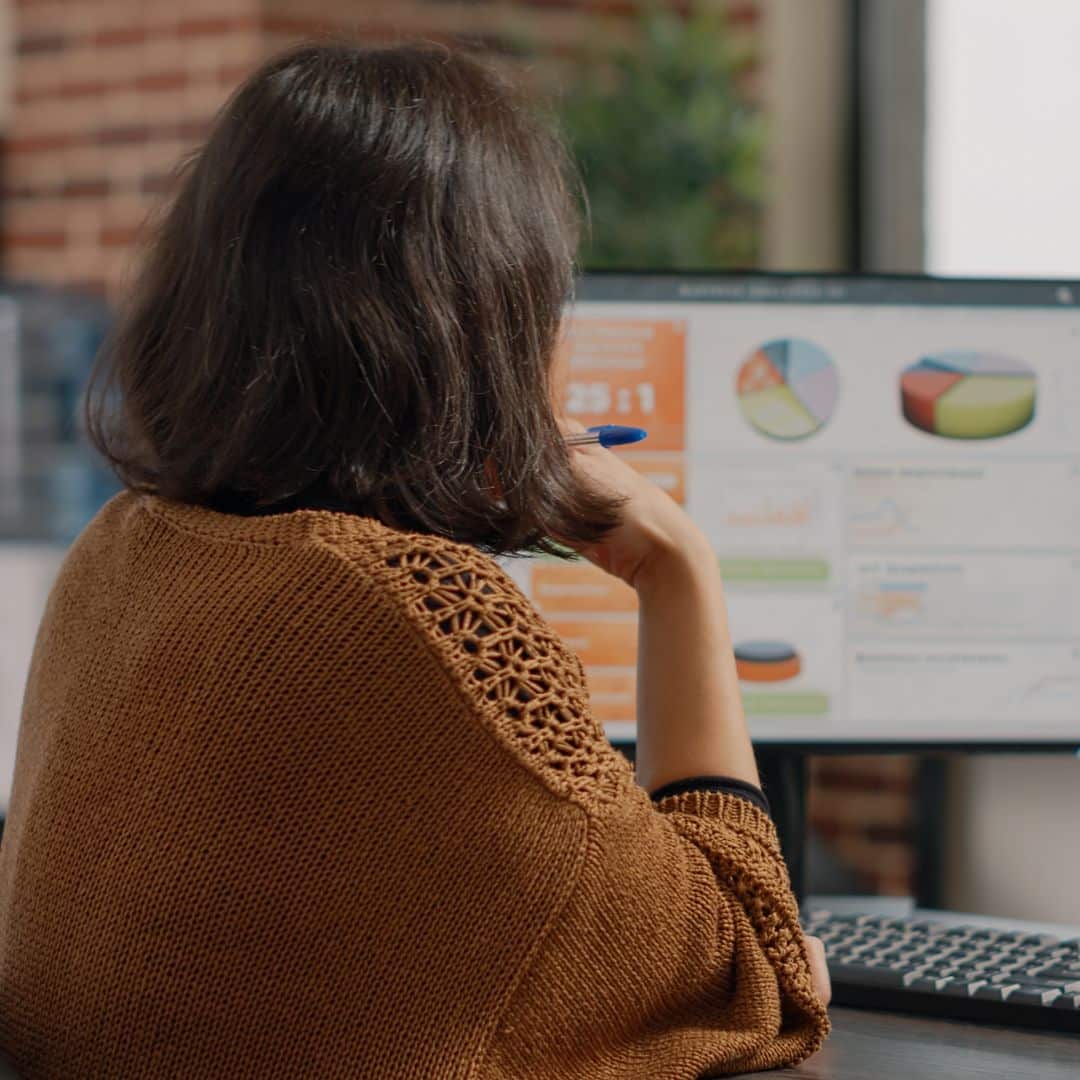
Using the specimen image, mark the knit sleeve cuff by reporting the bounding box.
[652,787,781,853]
[649,775,771,817]
[652,787,828,1047]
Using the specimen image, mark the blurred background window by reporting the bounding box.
[926,0,1080,277]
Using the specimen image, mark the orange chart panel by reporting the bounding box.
[532,561,638,615]
[556,318,686,451]
[548,618,638,669]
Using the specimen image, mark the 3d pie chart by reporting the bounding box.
[737,338,838,440]
[734,641,802,683]
[900,352,1036,439]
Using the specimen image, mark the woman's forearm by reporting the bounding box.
[633,532,760,794]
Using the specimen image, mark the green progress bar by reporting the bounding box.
[718,558,829,582]
[742,692,830,716]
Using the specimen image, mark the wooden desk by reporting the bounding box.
[745,1006,1080,1079]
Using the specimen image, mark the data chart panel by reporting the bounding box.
[507,275,1080,745]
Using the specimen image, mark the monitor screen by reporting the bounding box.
[503,273,1080,747]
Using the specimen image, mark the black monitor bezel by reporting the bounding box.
[574,267,1080,307]
[574,269,1080,755]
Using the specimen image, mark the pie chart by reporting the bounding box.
[900,352,1036,439]
[737,338,838,440]
[734,641,802,683]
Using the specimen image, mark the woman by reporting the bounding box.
[0,41,829,1078]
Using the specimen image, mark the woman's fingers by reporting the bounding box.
[804,934,832,1006]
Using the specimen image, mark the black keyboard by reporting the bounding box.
[803,908,1080,1033]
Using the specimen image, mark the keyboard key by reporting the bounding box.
[908,920,946,934]
[1009,988,1063,1007]
[902,944,937,960]
[947,966,988,981]
[859,915,905,929]
[997,949,1028,959]
[901,969,932,987]
[1033,966,1080,984]
[941,979,989,997]
[1053,994,1080,1011]
[990,972,1067,988]
[873,946,907,960]
[1030,947,1069,961]
[969,957,999,971]
[946,954,982,968]
[995,972,1080,992]
[829,963,905,988]
[974,983,1021,1002]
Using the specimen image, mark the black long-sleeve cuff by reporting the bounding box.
[649,775,772,817]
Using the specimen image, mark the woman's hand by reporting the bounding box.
[559,419,711,592]
[805,935,832,1006]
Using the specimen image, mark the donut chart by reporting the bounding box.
[737,339,838,441]
[734,641,802,683]
[900,352,1036,439]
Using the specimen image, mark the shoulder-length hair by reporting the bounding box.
[86,40,622,555]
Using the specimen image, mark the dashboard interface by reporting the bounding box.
[504,274,1080,746]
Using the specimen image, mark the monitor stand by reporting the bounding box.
[756,749,809,904]
[756,748,949,910]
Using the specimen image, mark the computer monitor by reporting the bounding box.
[504,272,1080,750]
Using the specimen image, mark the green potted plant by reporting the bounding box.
[554,0,765,270]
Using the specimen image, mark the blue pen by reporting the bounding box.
[565,424,648,448]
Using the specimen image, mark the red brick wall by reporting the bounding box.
[4,0,262,297]
[810,756,917,896]
[2,0,917,897]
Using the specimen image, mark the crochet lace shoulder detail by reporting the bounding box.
[337,527,634,812]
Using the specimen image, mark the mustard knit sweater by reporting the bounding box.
[0,492,828,1078]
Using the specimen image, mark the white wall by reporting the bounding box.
[926,0,1080,925]
[945,755,1080,924]
[927,0,1080,277]
[0,547,65,813]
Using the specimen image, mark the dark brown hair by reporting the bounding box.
[86,40,621,555]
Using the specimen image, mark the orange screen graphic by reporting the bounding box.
[555,318,686,451]
[542,316,688,728]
